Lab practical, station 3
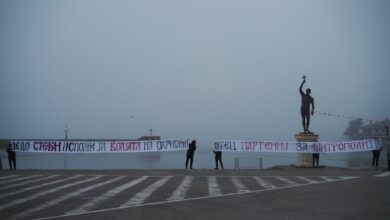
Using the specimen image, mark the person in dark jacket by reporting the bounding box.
[213,150,224,170]
[6,144,16,170]
[312,153,319,168]
[185,140,196,169]
[372,149,381,169]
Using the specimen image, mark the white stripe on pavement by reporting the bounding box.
[0,175,59,190]
[67,176,148,214]
[340,176,360,180]
[375,172,390,177]
[0,175,102,212]
[0,175,20,180]
[296,176,318,184]
[14,176,125,219]
[167,176,194,201]
[231,177,249,193]
[0,175,82,200]
[319,176,334,182]
[0,175,40,185]
[274,176,299,186]
[208,176,222,196]
[121,176,172,207]
[252,177,276,189]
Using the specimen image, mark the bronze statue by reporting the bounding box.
[299,76,315,133]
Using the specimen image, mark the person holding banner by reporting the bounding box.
[6,144,16,170]
[372,149,381,169]
[185,140,196,169]
[312,153,320,168]
[213,150,224,170]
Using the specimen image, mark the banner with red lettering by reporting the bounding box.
[214,139,382,153]
[11,140,189,153]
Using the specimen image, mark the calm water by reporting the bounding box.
[1,150,387,170]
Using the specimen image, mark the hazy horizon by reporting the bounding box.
[1,0,389,149]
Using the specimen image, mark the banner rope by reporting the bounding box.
[314,111,381,123]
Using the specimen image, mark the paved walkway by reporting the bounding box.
[0,168,389,220]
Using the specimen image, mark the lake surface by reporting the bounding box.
[1,150,386,170]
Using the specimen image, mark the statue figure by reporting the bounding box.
[299,76,315,133]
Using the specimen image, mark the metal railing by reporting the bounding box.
[234,157,263,169]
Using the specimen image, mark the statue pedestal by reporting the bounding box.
[295,133,319,167]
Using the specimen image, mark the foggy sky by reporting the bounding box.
[1,0,389,149]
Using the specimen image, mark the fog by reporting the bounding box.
[1,0,389,154]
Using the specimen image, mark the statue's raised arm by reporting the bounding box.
[299,79,305,96]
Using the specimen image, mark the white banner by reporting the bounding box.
[11,140,189,153]
[214,139,382,153]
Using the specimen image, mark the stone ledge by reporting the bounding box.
[295,133,319,142]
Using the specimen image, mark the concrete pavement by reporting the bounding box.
[0,167,389,220]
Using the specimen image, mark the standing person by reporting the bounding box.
[299,78,315,133]
[372,149,381,169]
[6,144,16,170]
[312,153,319,168]
[213,150,224,170]
[185,140,196,169]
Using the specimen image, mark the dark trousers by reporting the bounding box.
[372,150,380,168]
[186,151,194,169]
[312,153,319,167]
[215,156,224,169]
[8,157,16,170]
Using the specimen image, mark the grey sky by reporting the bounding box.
[1,0,389,148]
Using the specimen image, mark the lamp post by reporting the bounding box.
[64,124,69,169]
[386,126,389,171]
[64,124,69,140]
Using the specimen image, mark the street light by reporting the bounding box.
[64,124,69,140]
[386,126,389,171]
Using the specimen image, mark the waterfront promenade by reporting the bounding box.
[0,167,389,220]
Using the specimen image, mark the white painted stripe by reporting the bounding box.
[252,177,276,189]
[231,177,249,193]
[319,176,334,182]
[0,175,59,190]
[0,175,81,200]
[0,175,102,212]
[0,175,20,180]
[14,176,124,219]
[339,176,360,180]
[67,176,148,214]
[375,172,390,177]
[0,175,40,185]
[35,176,361,220]
[121,176,172,207]
[296,176,318,184]
[167,176,194,201]
[274,176,299,186]
[208,176,222,196]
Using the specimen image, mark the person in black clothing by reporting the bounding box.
[6,144,16,170]
[312,153,319,168]
[185,140,196,169]
[372,149,381,168]
[213,150,224,170]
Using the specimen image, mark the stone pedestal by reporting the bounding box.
[295,133,319,167]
